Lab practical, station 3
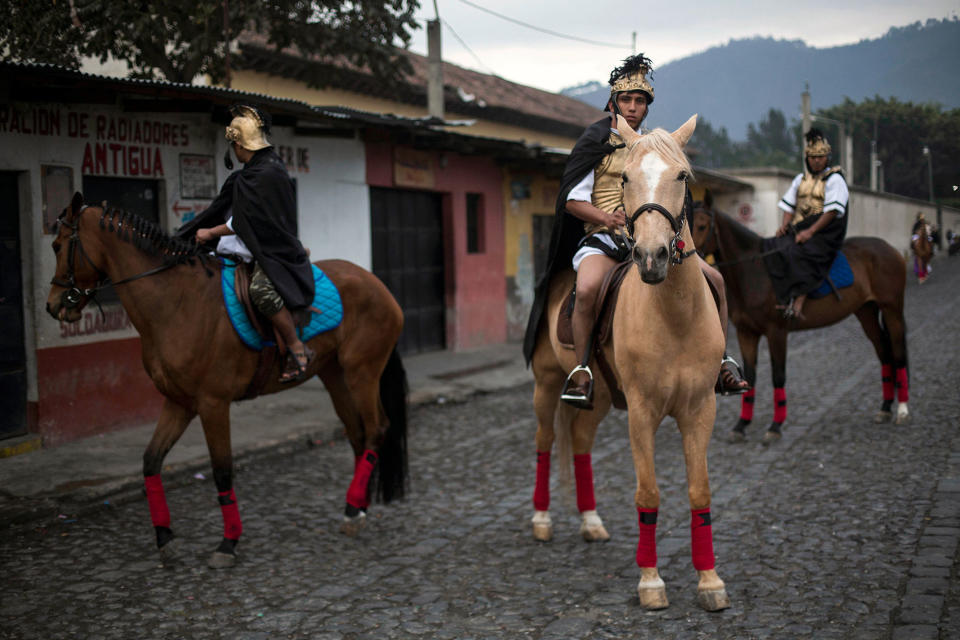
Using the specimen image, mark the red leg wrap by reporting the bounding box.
[881,364,894,402]
[773,387,787,423]
[573,453,597,512]
[896,367,909,403]
[636,508,658,567]
[691,508,716,570]
[144,474,170,529]
[739,388,756,421]
[346,450,378,510]
[218,488,242,540]
[533,450,550,511]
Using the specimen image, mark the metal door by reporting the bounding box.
[0,173,26,439]
[370,188,445,355]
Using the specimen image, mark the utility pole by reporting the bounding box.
[923,146,935,203]
[632,32,637,54]
[870,118,879,192]
[801,84,811,167]
[427,16,444,120]
[223,0,231,88]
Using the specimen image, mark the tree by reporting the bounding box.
[1,0,421,86]
[689,110,800,172]
[818,97,960,203]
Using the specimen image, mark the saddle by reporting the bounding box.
[556,261,633,410]
[231,262,281,401]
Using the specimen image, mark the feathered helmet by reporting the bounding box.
[605,53,654,112]
[804,127,831,158]
[225,105,272,151]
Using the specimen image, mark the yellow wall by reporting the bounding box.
[232,70,579,151]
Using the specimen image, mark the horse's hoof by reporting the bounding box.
[532,510,552,542]
[874,410,892,423]
[727,430,746,444]
[637,577,669,610]
[697,588,730,612]
[340,511,367,537]
[761,430,781,446]
[208,550,237,569]
[157,538,181,567]
[579,511,610,542]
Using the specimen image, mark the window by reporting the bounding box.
[466,192,485,254]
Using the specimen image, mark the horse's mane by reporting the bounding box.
[96,205,212,269]
[637,128,693,179]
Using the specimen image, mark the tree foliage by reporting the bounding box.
[818,97,960,205]
[691,108,801,173]
[1,0,421,85]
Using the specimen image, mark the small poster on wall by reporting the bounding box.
[41,165,73,234]
[179,154,217,199]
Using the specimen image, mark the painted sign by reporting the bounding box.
[394,147,434,189]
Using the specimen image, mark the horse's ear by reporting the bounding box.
[671,114,698,148]
[615,114,641,149]
[70,192,84,216]
[703,188,713,210]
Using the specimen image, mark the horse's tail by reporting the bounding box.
[375,346,408,504]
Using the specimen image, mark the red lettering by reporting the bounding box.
[162,123,170,145]
[9,111,20,133]
[96,115,106,139]
[0,107,8,132]
[79,113,88,138]
[152,123,161,144]
[180,124,188,146]
[109,143,122,173]
[133,121,142,143]
[298,148,310,172]
[81,143,94,174]
[141,146,152,175]
[107,118,117,141]
[95,143,107,174]
[68,112,80,137]
[153,148,164,176]
[129,146,140,175]
[118,118,128,141]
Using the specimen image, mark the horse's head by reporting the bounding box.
[616,114,697,284]
[691,190,718,257]
[46,192,106,322]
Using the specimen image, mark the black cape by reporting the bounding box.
[177,147,315,310]
[521,117,622,364]
[762,173,848,305]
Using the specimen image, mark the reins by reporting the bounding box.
[698,207,783,267]
[51,206,192,313]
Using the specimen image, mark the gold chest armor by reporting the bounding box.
[584,133,629,237]
[794,167,841,222]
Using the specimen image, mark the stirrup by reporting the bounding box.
[716,356,749,396]
[561,365,595,410]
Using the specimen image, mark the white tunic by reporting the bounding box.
[216,215,254,263]
[778,172,850,217]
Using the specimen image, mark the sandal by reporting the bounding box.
[715,355,750,396]
[279,346,315,383]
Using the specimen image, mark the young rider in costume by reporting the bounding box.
[522,54,750,410]
[178,105,316,383]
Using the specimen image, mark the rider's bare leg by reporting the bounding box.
[791,294,807,320]
[563,254,616,407]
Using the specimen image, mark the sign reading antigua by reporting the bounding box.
[0,106,193,177]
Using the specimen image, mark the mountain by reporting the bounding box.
[561,18,960,140]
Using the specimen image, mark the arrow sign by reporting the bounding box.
[172,201,193,215]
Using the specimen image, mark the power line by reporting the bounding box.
[441,18,500,77]
[457,0,630,49]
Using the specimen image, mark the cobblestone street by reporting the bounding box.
[2,257,959,639]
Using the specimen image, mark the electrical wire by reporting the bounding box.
[441,18,500,77]
[457,0,630,49]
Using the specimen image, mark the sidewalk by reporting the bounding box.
[0,342,532,528]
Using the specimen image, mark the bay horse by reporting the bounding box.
[46,193,408,568]
[530,115,730,611]
[691,202,910,444]
[911,225,932,283]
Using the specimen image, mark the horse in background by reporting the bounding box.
[46,193,408,568]
[691,200,910,445]
[911,224,933,283]
[529,115,730,611]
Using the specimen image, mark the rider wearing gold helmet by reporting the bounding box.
[767,128,850,320]
[522,54,749,410]
[177,105,316,382]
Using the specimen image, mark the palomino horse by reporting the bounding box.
[911,225,933,283]
[691,203,910,444]
[530,115,730,611]
[46,193,408,568]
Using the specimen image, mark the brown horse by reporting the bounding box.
[912,224,933,283]
[46,193,408,567]
[691,203,910,444]
[530,115,730,611]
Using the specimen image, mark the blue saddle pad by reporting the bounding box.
[221,260,344,350]
[809,251,854,299]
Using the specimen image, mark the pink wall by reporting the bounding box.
[366,139,506,349]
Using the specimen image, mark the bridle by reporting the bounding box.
[50,207,175,312]
[695,206,783,267]
[624,190,698,265]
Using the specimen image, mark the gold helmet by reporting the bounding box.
[606,53,654,110]
[225,105,271,151]
[804,128,831,157]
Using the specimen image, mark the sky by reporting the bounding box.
[407,0,959,94]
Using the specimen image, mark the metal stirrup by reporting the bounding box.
[566,364,594,384]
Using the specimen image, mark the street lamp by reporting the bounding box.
[922,146,934,203]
